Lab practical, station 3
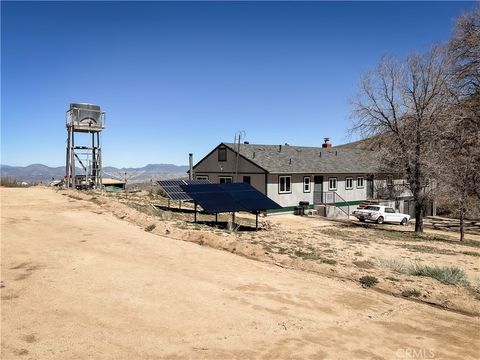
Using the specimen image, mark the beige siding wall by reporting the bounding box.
[194,145,267,194]
[267,174,314,207]
[267,173,369,208]
[322,174,368,202]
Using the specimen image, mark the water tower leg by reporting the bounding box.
[66,129,72,187]
[97,132,102,189]
[71,132,76,188]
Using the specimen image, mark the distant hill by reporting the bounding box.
[0,163,189,183]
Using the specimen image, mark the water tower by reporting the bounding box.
[65,103,105,189]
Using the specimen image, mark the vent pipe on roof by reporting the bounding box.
[279,144,282,152]
[253,151,256,158]
[289,158,292,164]
[335,151,338,156]
[189,153,193,180]
[319,151,322,157]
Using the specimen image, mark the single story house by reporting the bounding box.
[192,139,419,216]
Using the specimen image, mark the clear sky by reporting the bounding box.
[1,1,475,167]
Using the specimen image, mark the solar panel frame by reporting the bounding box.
[157,179,210,201]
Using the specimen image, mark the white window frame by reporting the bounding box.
[328,177,337,191]
[303,176,311,193]
[345,177,353,190]
[279,175,292,194]
[356,176,364,189]
[219,176,232,184]
[387,175,393,186]
[196,175,209,180]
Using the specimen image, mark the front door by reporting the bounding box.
[313,176,323,204]
[367,175,374,199]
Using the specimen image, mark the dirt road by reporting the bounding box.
[1,188,479,359]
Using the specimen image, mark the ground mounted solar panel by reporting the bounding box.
[157,179,210,201]
[180,183,282,214]
[180,182,281,230]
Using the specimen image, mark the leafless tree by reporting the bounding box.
[449,6,480,99]
[440,6,480,241]
[351,46,451,233]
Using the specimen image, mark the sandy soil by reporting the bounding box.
[1,187,479,359]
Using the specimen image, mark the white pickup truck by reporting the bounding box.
[355,205,410,225]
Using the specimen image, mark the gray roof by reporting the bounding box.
[223,143,379,174]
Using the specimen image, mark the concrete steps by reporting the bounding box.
[355,199,380,211]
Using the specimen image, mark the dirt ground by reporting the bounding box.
[1,187,479,359]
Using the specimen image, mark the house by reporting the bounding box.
[192,139,418,216]
[102,178,126,191]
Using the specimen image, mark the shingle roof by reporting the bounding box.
[223,143,380,174]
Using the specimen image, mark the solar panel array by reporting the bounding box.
[157,179,210,201]
[180,182,282,214]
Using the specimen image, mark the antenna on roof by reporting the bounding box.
[233,130,246,182]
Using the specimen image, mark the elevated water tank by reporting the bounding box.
[67,103,104,132]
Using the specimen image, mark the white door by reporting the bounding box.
[384,207,397,222]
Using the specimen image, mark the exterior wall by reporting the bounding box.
[266,174,314,208]
[193,145,267,194]
[373,176,413,199]
[194,172,266,194]
[321,173,368,203]
[266,173,369,210]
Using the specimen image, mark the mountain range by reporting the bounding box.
[0,164,189,183]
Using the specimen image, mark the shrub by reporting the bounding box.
[401,289,421,298]
[359,275,378,288]
[408,263,469,285]
[0,177,23,187]
[294,250,321,261]
[374,257,470,286]
[320,257,337,265]
[145,224,156,232]
[373,257,407,273]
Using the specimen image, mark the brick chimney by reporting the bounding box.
[322,137,332,148]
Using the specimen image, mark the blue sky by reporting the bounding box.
[1,1,475,167]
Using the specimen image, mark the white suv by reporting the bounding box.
[355,205,410,225]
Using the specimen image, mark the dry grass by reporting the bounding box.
[374,257,469,285]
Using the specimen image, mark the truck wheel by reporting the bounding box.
[376,216,384,224]
[400,218,408,226]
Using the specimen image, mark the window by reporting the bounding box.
[219,176,232,183]
[243,176,251,184]
[345,177,353,190]
[279,176,291,193]
[196,175,209,180]
[364,206,380,211]
[387,175,393,186]
[303,176,311,193]
[328,177,337,191]
[218,147,227,162]
[356,177,364,188]
[385,207,395,213]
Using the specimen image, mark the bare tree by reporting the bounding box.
[352,47,450,233]
[440,6,480,241]
[449,6,480,99]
